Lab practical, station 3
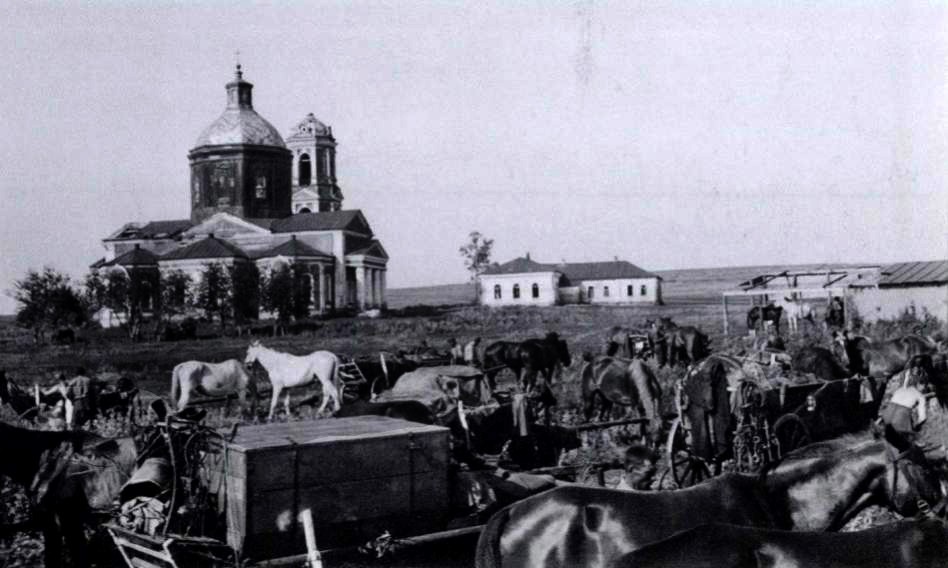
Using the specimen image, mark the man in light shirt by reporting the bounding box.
[881,363,929,446]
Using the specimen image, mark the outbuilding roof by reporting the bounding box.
[161,236,249,261]
[878,260,948,286]
[482,257,660,281]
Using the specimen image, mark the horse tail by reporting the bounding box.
[474,505,510,568]
[170,364,182,408]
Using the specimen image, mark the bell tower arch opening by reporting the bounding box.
[298,154,312,186]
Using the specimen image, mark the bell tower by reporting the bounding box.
[286,113,344,212]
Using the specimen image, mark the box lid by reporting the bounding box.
[225,415,448,452]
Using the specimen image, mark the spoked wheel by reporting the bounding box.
[773,414,811,455]
[666,417,712,488]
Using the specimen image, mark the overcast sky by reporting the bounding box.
[1,1,946,314]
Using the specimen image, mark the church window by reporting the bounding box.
[513,284,520,299]
[255,175,267,199]
[532,283,540,298]
[493,284,502,300]
[298,154,312,186]
[298,207,311,214]
[316,149,327,178]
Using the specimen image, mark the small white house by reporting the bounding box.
[849,260,948,324]
[479,256,662,307]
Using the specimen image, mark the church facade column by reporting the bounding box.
[379,270,387,309]
[317,263,327,313]
[355,265,366,311]
[370,268,379,308]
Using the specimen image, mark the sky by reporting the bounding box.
[1,1,946,314]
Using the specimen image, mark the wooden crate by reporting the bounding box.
[208,416,450,562]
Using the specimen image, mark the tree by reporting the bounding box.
[459,231,494,302]
[158,269,193,333]
[195,263,233,328]
[261,265,294,326]
[84,269,152,338]
[231,262,261,325]
[12,267,87,342]
[292,265,312,320]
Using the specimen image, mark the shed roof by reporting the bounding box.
[483,257,659,281]
[878,260,948,286]
[161,236,249,261]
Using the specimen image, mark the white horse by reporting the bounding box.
[780,297,815,334]
[170,359,257,413]
[244,341,342,419]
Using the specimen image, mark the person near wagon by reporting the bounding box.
[615,444,657,491]
[464,337,482,367]
[449,338,464,364]
[881,363,929,448]
[65,367,98,428]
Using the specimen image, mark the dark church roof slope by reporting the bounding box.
[106,219,193,241]
[256,236,333,260]
[161,235,249,261]
[105,245,159,267]
[270,210,370,234]
[346,236,389,259]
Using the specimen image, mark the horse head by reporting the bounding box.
[884,443,948,518]
[245,341,264,367]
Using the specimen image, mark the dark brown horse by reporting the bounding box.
[791,346,851,381]
[0,421,138,568]
[834,332,935,378]
[474,429,944,568]
[580,356,662,431]
[482,333,571,391]
[651,319,710,366]
[618,518,948,568]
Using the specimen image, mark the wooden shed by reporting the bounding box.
[209,416,451,561]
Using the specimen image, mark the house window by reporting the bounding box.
[603,286,610,298]
[532,283,540,298]
[493,284,501,300]
[627,285,634,297]
[587,286,594,300]
[640,285,647,296]
[298,154,312,186]
[513,284,521,299]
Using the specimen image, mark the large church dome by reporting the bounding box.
[193,65,285,148]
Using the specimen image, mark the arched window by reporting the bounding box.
[298,154,312,186]
[493,284,502,299]
[640,285,648,296]
[298,207,312,214]
[603,286,610,297]
[513,284,521,299]
[532,283,539,298]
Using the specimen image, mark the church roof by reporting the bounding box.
[285,113,333,141]
[192,66,286,149]
[256,236,333,260]
[106,219,193,241]
[270,210,370,234]
[345,235,389,259]
[160,235,249,262]
[105,246,159,267]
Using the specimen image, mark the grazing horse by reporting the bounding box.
[618,518,948,568]
[482,334,571,392]
[0,421,138,568]
[169,359,256,413]
[779,298,815,334]
[834,331,935,379]
[474,429,944,568]
[650,319,709,366]
[580,355,662,431]
[244,341,342,419]
[791,346,850,381]
[747,305,783,333]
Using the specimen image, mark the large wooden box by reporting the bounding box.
[211,416,450,561]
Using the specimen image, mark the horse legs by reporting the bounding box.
[284,390,292,417]
[268,385,282,421]
[60,507,89,568]
[176,384,190,413]
[42,515,64,568]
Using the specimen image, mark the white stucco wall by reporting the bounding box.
[479,273,559,306]
[576,278,661,304]
[849,285,948,323]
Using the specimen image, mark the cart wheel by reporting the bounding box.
[666,417,711,488]
[773,414,811,454]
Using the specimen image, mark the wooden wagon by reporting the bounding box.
[666,361,874,488]
[109,415,455,567]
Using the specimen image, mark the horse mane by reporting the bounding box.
[759,429,879,481]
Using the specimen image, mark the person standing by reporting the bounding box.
[881,364,929,447]
[66,367,98,428]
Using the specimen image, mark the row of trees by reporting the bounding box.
[12,263,322,341]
